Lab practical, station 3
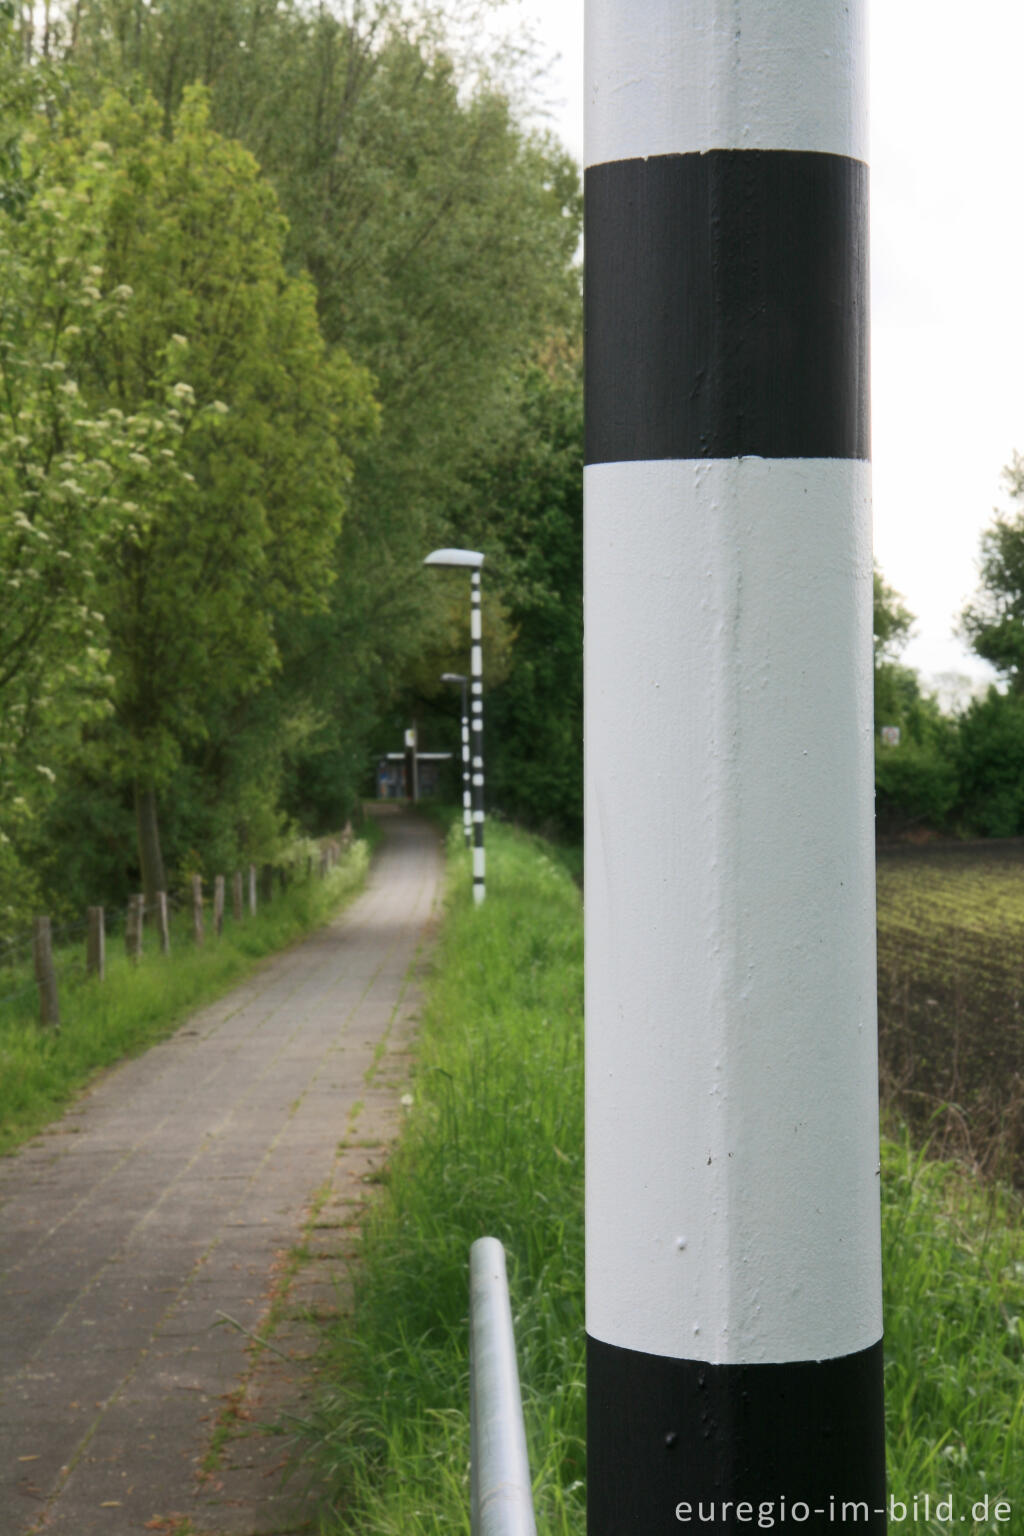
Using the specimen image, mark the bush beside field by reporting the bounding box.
[296,821,1023,1536]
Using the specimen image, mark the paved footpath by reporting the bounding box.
[0,808,444,1536]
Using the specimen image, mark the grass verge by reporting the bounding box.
[293,821,1022,1536]
[0,835,371,1156]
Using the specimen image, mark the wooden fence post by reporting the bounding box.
[192,875,204,946]
[86,906,105,981]
[259,863,274,905]
[156,891,171,955]
[214,875,225,937]
[319,846,329,878]
[32,916,60,1029]
[248,864,257,915]
[232,871,243,922]
[125,893,144,963]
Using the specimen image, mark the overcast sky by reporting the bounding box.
[509,1,1024,701]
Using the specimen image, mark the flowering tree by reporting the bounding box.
[0,77,376,917]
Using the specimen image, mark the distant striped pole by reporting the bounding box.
[443,673,473,848]
[425,549,486,904]
[462,696,472,848]
[469,570,485,905]
[584,3,884,1532]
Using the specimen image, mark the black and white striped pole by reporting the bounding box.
[584,2,885,1532]
[442,672,473,849]
[425,549,486,904]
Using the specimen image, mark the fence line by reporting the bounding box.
[0,825,353,1028]
[469,1238,537,1536]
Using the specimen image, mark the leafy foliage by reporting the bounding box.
[453,353,583,835]
[2,0,585,919]
[960,452,1024,688]
[872,566,959,835]
[0,54,377,920]
[873,563,914,667]
[59,0,583,823]
[952,688,1024,838]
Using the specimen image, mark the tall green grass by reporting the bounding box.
[882,1135,1024,1523]
[0,838,370,1155]
[295,820,585,1534]
[295,822,1023,1536]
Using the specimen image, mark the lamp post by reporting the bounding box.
[442,672,472,849]
[424,549,485,904]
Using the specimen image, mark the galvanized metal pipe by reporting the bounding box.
[469,1238,537,1536]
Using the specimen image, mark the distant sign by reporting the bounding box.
[404,728,417,749]
[881,725,900,747]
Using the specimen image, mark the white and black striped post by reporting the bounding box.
[442,671,473,848]
[584,3,884,1532]
[424,548,486,904]
[469,569,485,905]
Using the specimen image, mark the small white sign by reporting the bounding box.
[404,728,417,748]
[880,725,900,747]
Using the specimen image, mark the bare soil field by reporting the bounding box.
[877,839,1024,1187]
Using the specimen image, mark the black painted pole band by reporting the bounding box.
[585,151,870,466]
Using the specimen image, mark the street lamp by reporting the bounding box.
[424,548,485,904]
[441,672,472,849]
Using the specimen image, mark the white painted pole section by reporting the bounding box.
[586,457,879,1363]
[585,0,867,166]
[469,1238,537,1536]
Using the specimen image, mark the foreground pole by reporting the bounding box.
[584,3,884,1531]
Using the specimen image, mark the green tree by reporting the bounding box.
[873,564,921,737]
[47,86,376,900]
[446,351,582,835]
[59,0,582,812]
[959,452,1024,689]
[873,563,913,665]
[0,34,186,926]
[952,687,1024,838]
[872,565,957,834]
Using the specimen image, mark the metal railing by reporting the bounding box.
[469,1237,538,1536]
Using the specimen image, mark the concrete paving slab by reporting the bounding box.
[0,809,443,1536]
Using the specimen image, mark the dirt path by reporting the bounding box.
[0,808,444,1535]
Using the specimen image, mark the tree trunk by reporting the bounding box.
[134,782,167,913]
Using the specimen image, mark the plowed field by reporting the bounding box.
[877,840,1024,1187]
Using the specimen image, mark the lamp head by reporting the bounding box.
[441,672,468,684]
[423,548,484,570]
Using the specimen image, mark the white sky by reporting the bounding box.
[511,0,1024,700]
